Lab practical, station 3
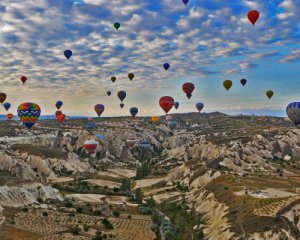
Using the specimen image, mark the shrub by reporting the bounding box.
[113,211,120,218]
[42,212,48,217]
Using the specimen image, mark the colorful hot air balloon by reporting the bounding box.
[3,102,11,111]
[266,90,274,99]
[240,79,247,86]
[111,76,116,83]
[64,50,72,60]
[0,93,7,104]
[182,0,189,5]
[21,76,27,84]
[107,91,112,96]
[183,83,195,99]
[55,110,62,117]
[286,102,300,126]
[168,120,177,130]
[17,102,41,129]
[118,91,126,102]
[94,104,105,117]
[152,116,159,123]
[57,114,66,124]
[174,102,179,110]
[248,10,260,26]
[128,73,134,81]
[166,114,172,121]
[130,107,138,118]
[7,113,13,121]
[223,80,232,91]
[114,22,120,30]
[159,96,174,114]
[163,63,170,71]
[120,103,125,109]
[196,103,204,112]
[56,101,63,110]
[84,140,98,154]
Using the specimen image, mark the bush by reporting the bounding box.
[22,208,28,212]
[102,218,113,229]
[127,215,132,219]
[65,201,73,208]
[83,224,90,232]
[71,226,81,235]
[76,207,83,213]
[42,212,48,217]
[113,211,120,218]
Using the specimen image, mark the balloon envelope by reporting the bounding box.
[248,10,260,26]
[94,104,105,117]
[128,73,134,81]
[120,103,124,109]
[266,90,274,99]
[86,122,96,131]
[182,82,195,95]
[17,102,41,129]
[64,50,72,59]
[182,0,189,5]
[223,80,232,91]
[163,63,170,71]
[114,22,120,30]
[118,91,127,102]
[130,107,138,118]
[166,114,172,121]
[196,103,204,112]
[55,110,62,117]
[21,76,27,84]
[174,102,179,110]
[107,91,112,96]
[84,140,98,154]
[56,101,63,110]
[3,102,11,111]
[286,102,300,126]
[168,120,177,130]
[57,114,66,124]
[152,116,159,123]
[127,137,136,147]
[0,93,7,104]
[240,79,247,86]
[139,141,151,151]
[159,96,174,114]
[111,76,116,83]
[96,134,107,140]
[7,113,13,121]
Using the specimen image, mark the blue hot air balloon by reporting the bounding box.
[196,103,204,112]
[139,141,151,151]
[56,101,63,110]
[286,102,300,126]
[86,122,96,132]
[118,91,127,102]
[163,63,170,71]
[3,102,11,111]
[130,107,138,118]
[64,50,72,60]
[168,120,177,130]
[174,102,179,110]
[96,134,107,140]
[240,79,247,86]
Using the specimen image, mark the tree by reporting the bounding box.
[71,226,81,235]
[42,212,48,217]
[121,179,131,191]
[83,224,90,232]
[113,211,120,217]
[65,201,73,208]
[76,207,83,213]
[145,196,155,208]
[135,189,143,204]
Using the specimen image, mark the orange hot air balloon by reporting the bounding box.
[266,90,274,99]
[7,113,13,121]
[0,93,7,104]
[151,116,159,123]
[223,80,232,91]
[248,10,260,26]
[57,114,66,124]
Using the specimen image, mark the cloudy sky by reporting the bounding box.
[0,0,299,117]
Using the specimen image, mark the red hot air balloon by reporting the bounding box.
[84,140,98,154]
[57,114,66,124]
[159,96,174,114]
[21,76,27,84]
[182,82,195,99]
[248,10,260,26]
[7,113,13,121]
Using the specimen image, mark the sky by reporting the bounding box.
[0,0,299,117]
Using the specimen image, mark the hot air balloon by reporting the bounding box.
[139,141,151,151]
[94,104,105,117]
[248,10,260,26]
[88,117,93,122]
[240,79,247,86]
[286,102,300,126]
[183,82,195,99]
[84,140,98,154]
[163,63,170,71]
[196,103,204,112]
[174,102,179,110]
[56,101,63,110]
[127,137,136,147]
[86,121,96,132]
[55,110,63,117]
[107,91,112,96]
[120,103,124,109]
[118,91,126,102]
[182,0,189,5]
[159,96,174,114]
[266,90,274,99]
[57,114,66,124]
[152,116,159,123]
[17,102,41,129]
[111,76,116,83]
[64,50,72,60]
[0,93,7,104]
[166,114,172,121]
[168,120,177,130]
[223,80,232,91]
[130,107,138,118]
[3,102,11,111]
[114,22,120,30]
[96,134,107,140]
[128,73,134,81]
[7,113,13,121]
[21,76,27,84]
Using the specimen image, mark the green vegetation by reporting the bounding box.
[101,218,113,229]
[112,211,120,217]
[135,163,150,180]
[70,225,81,235]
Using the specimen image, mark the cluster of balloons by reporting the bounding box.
[55,101,66,124]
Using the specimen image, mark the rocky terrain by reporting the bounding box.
[0,113,299,239]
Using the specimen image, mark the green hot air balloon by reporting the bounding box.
[114,23,120,30]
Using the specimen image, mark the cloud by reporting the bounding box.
[280,49,300,63]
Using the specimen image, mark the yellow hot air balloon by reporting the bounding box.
[152,116,159,123]
[266,90,274,99]
[223,80,232,91]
